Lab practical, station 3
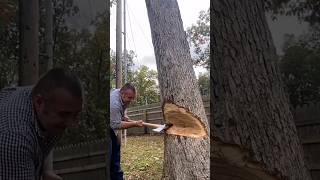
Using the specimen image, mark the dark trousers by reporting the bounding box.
[110,129,124,180]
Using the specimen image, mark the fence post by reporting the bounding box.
[144,109,148,134]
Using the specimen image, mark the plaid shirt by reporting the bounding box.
[110,89,127,130]
[0,87,59,180]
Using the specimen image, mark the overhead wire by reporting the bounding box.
[127,4,154,50]
[126,2,140,69]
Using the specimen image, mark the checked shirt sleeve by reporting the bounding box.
[110,104,123,130]
[0,87,16,102]
[0,132,36,180]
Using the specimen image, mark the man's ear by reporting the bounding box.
[33,94,45,112]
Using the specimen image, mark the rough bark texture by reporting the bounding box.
[211,0,311,179]
[43,0,53,74]
[19,0,39,85]
[145,0,210,179]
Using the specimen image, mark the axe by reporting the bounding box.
[127,119,172,133]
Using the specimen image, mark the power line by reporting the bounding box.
[126,3,140,68]
[126,8,137,54]
[127,4,154,50]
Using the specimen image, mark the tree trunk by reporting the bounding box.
[42,0,53,75]
[19,0,39,85]
[145,0,209,179]
[211,0,311,179]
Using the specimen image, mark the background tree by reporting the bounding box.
[187,0,320,70]
[0,21,18,88]
[19,0,39,85]
[110,51,160,106]
[0,1,16,28]
[110,50,135,89]
[211,0,311,179]
[197,72,209,97]
[265,0,320,25]
[56,10,110,145]
[0,0,19,88]
[129,65,160,106]
[186,9,209,69]
[280,28,320,108]
[264,1,320,110]
[50,0,79,66]
[41,0,54,74]
[0,0,110,146]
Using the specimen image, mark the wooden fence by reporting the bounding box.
[53,139,108,180]
[293,103,320,179]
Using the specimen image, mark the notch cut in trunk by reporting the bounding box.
[163,103,208,138]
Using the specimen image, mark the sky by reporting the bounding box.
[110,0,309,78]
[110,0,209,77]
[266,14,308,55]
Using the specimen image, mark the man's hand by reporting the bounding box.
[121,118,144,129]
[124,118,144,127]
[123,116,130,122]
[42,170,63,180]
[135,120,144,127]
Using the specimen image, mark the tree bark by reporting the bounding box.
[19,0,39,85]
[43,0,53,74]
[211,0,311,179]
[145,0,209,179]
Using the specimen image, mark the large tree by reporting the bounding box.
[145,0,209,179]
[19,0,39,85]
[211,0,311,179]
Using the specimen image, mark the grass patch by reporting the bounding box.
[121,135,164,180]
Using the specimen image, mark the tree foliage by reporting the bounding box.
[265,0,320,25]
[54,9,109,146]
[186,9,209,69]
[0,0,18,88]
[280,28,320,107]
[197,72,209,97]
[262,1,320,107]
[0,1,16,27]
[109,50,135,89]
[109,51,160,106]
[129,65,160,106]
[0,0,110,146]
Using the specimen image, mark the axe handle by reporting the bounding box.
[126,119,162,128]
[142,122,162,129]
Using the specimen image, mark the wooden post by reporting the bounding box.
[18,0,39,85]
[115,0,123,144]
[144,109,148,134]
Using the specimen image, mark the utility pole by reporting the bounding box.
[116,0,123,143]
[123,0,127,82]
[123,0,127,146]
[18,0,39,85]
[116,0,122,89]
[44,0,53,72]
[43,0,54,175]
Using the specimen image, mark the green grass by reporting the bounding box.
[121,135,164,180]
